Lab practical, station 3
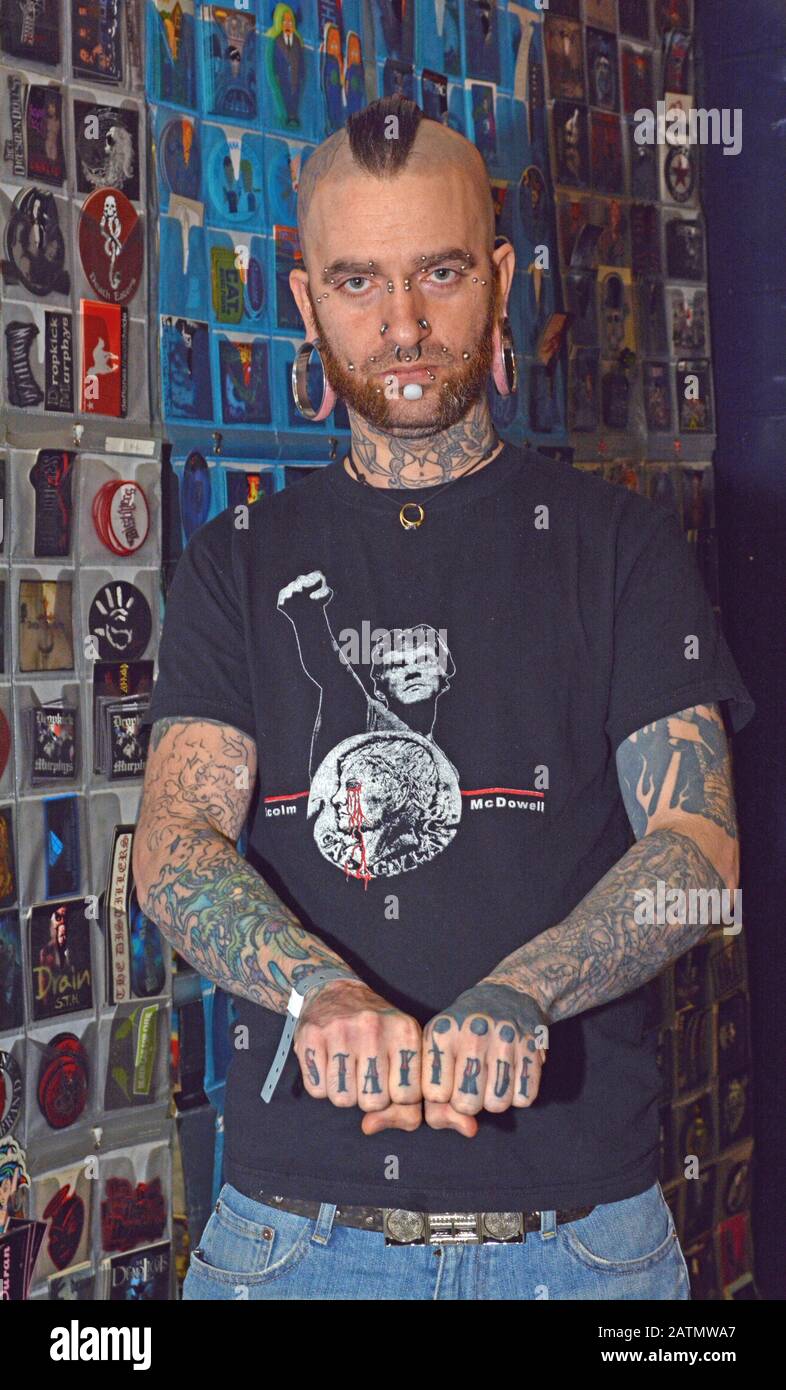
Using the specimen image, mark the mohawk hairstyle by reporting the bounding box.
[345,94,426,176]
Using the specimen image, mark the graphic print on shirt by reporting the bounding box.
[277,570,461,883]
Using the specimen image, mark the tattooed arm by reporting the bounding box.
[421,703,738,1130]
[133,718,422,1130]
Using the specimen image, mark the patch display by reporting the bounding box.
[44,794,81,897]
[630,202,661,275]
[662,142,697,205]
[74,101,140,200]
[89,580,152,660]
[160,316,212,420]
[218,337,271,425]
[421,67,447,122]
[105,1001,164,1109]
[676,358,713,432]
[5,311,73,412]
[643,361,673,432]
[586,27,618,111]
[72,0,123,83]
[669,285,707,354]
[666,216,704,279]
[106,1240,171,1300]
[202,5,258,121]
[552,101,589,187]
[637,277,669,356]
[80,299,128,416]
[590,112,623,194]
[37,1031,89,1129]
[29,900,93,1022]
[569,348,600,431]
[101,1174,167,1253]
[42,1181,86,1271]
[2,186,70,296]
[31,704,77,782]
[180,450,211,538]
[0,808,16,909]
[544,17,584,101]
[205,128,263,226]
[621,44,654,113]
[0,914,23,1030]
[149,0,197,108]
[78,187,143,304]
[159,115,201,199]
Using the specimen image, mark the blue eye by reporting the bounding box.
[430,267,459,283]
[344,276,371,293]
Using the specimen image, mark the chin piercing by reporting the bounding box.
[347,362,355,371]
[462,351,470,360]
[379,322,389,335]
[417,318,430,330]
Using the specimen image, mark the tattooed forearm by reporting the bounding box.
[486,828,726,1023]
[133,719,359,1014]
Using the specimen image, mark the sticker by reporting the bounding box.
[676,358,713,432]
[3,186,69,296]
[160,315,212,420]
[42,1183,86,1270]
[669,285,707,354]
[89,581,152,660]
[0,914,23,1030]
[205,132,263,227]
[72,0,123,83]
[80,299,128,416]
[344,30,363,117]
[0,808,16,909]
[29,450,75,555]
[202,5,258,121]
[105,1002,162,1108]
[273,224,299,328]
[218,337,271,424]
[29,900,93,1022]
[0,1051,22,1137]
[31,705,77,782]
[643,361,673,432]
[160,116,201,199]
[37,1032,89,1129]
[0,0,60,64]
[19,579,74,673]
[552,101,589,187]
[129,890,165,998]
[180,451,211,538]
[25,84,65,184]
[210,244,244,324]
[544,16,584,101]
[91,479,150,555]
[44,795,81,897]
[74,101,140,200]
[590,112,623,194]
[586,27,619,111]
[225,469,273,508]
[79,187,143,305]
[101,1175,167,1253]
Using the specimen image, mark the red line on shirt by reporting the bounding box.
[461,787,545,798]
[263,791,310,802]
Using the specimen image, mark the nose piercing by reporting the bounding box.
[379,323,389,335]
[417,318,430,330]
[395,343,421,362]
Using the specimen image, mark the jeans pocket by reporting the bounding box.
[189,1187,315,1290]
[561,1181,678,1273]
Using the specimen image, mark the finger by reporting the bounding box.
[388,1037,423,1106]
[325,1041,357,1107]
[449,1041,489,1116]
[361,1103,423,1135]
[424,1100,478,1138]
[294,1034,327,1098]
[420,1019,457,1102]
[355,1046,391,1112]
[482,1036,517,1113]
[511,1048,543,1108]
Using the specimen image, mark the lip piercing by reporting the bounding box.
[379,323,389,335]
[426,371,436,381]
[417,318,430,329]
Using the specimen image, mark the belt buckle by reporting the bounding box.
[383,1209,524,1246]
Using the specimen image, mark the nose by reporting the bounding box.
[387,284,431,353]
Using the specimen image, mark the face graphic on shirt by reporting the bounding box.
[278,573,461,880]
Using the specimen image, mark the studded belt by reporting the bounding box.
[258,1191,595,1245]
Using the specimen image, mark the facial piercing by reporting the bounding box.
[316,296,322,303]
[480,279,487,286]
[421,255,427,261]
[460,264,467,271]
[403,279,411,291]
[441,346,449,353]
[379,323,389,335]
[462,352,470,360]
[369,355,377,362]
[347,362,355,371]
[402,382,423,400]
[395,343,421,362]
[387,280,394,293]
[426,371,436,381]
[417,318,430,330]
[471,277,479,283]
[368,260,374,267]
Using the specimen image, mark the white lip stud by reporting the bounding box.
[402,382,424,400]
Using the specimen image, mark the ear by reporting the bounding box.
[289,266,319,339]
[491,239,516,314]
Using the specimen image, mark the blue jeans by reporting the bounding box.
[183,1179,691,1300]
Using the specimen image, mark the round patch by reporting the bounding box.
[43,1184,85,1271]
[92,479,150,555]
[665,145,696,204]
[206,138,264,227]
[5,187,70,296]
[37,1033,89,1130]
[78,187,143,305]
[0,707,10,780]
[160,117,201,200]
[181,451,211,539]
[0,1051,23,1138]
[89,580,152,660]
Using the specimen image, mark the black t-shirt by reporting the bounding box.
[147,442,754,1211]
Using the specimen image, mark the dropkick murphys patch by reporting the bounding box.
[4,309,73,411]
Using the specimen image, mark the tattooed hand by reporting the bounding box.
[421,983,548,1137]
[294,978,424,1134]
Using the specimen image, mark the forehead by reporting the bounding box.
[309,160,487,264]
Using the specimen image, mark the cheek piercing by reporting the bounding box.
[347,362,355,371]
[387,280,394,293]
[471,277,479,283]
[417,317,430,330]
[403,278,411,291]
[462,351,470,360]
[441,346,449,354]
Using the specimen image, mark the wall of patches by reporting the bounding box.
[0,0,754,1302]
